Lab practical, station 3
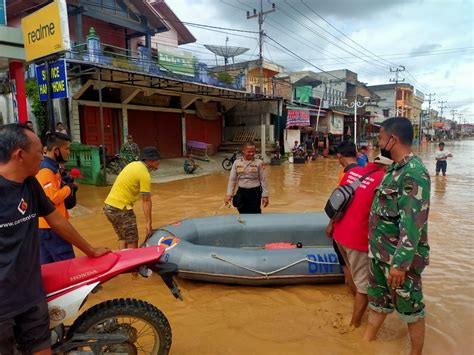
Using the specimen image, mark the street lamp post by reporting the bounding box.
[343,95,370,147]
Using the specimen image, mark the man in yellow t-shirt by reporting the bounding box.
[103,146,160,249]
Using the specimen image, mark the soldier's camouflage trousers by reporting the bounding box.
[103,204,139,243]
[367,258,426,323]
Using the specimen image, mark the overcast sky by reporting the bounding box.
[165,0,474,122]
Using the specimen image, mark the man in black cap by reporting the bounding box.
[104,146,160,249]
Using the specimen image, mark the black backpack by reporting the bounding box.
[324,170,378,222]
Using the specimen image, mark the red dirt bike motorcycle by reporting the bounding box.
[42,246,182,354]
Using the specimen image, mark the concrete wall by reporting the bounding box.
[69,16,127,48]
[152,27,179,48]
[371,89,396,117]
[283,129,300,153]
[225,101,279,126]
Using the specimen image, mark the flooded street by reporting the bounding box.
[71,140,474,355]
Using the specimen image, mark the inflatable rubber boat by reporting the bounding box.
[145,213,344,286]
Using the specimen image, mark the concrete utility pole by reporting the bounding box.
[438,100,447,120]
[450,109,457,139]
[458,113,463,140]
[426,93,436,140]
[389,65,405,114]
[247,1,275,96]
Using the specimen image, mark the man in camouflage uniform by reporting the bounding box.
[363,117,430,355]
[120,135,140,163]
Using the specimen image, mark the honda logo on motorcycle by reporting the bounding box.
[70,269,98,281]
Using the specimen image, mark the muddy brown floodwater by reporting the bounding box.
[70,140,474,355]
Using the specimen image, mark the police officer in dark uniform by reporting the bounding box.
[225,141,269,213]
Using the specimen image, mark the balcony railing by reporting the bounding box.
[64,42,246,91]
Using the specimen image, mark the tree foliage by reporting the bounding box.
[216,71,234,84]
[25,79,47,134]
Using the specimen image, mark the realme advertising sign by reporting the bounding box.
[21,0,70,62]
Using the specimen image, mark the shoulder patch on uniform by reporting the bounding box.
[403,175,416,194]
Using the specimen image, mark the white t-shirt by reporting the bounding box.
[435,150,451,161]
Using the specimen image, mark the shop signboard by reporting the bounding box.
[157,44,195,76]
[36,59,68,100]
[329,114,344,134]
[286,109,310,127]
[21,0,70,61]
[0,0,6,26]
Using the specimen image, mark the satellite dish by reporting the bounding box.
[204,37,249,68]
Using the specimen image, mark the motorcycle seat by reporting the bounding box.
[42,253,119,295]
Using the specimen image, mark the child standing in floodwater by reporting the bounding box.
[435,142,453,176]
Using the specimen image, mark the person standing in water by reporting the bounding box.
[435,142,453,176]
[304,135,315,162]
[364,117,430,355]
[225,141,269,213]
[104,147,160,249]
[36,133,75,264]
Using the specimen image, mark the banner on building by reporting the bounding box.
[21,0,70,61]
[157,44,195,76]
[36,59,68,100]
[329,114,344,134]
[0,0,6,26]
[286,109,310,127]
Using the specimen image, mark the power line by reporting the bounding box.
[389,65,405,111]
[438,100,447,119]
[236,0,386,77]
[246,0,276,94]
[278,0,390,71]
[181,22,258,34]
[245,46,474,63]
[264,21,384,78]
[264,34,344,82]
[404,69,430,93]
[299,0,399,68]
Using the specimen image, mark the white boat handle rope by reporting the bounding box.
[211,253,340,278]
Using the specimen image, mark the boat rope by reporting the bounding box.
[215,203,246,225]
[211,254,340,278]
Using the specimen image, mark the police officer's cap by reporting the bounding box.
[141,146,160,160]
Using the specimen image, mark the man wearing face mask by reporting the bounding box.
[364,117,430,355]
[104,146,160,249]
[36,132,75,264]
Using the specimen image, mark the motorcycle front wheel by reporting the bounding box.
[68,298,172,355]
[222,158,233,170]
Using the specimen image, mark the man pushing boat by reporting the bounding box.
[225,141,269,214]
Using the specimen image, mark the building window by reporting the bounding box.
[383,109,390,117]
